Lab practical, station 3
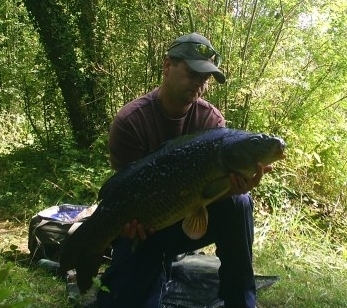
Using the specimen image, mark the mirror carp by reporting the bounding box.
[60,127,286,293]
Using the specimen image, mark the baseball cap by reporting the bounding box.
[167,33,226,84]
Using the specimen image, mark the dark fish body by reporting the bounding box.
[60,128,286,292]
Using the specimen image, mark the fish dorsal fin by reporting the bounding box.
[202,176,231,200]
[182,207,208,240]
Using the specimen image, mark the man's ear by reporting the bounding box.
[162,56,171,77]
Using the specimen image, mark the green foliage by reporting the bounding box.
[0,1,347,305]
[0,0,345,237]
[0,1,38,112]
[0,1,70,149]
[0,257,71,308]
[0,265,32,307]
[0,132,112,218]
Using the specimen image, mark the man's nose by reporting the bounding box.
[194,73,210,84]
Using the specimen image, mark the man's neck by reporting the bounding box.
[157,87,192,118]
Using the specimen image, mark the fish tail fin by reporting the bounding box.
[59,223,85,271]
[75,254,103,293]
[59,221,105,293]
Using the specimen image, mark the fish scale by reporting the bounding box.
[60,127,286,293]
[102,140,223,230]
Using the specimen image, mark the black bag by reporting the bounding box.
[28,204,95,261]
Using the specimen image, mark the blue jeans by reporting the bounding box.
[97,194,256,308]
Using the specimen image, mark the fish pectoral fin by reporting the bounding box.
[182,207,208,240]
[202,176,232,200]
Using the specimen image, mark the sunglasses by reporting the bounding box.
[168,42,221,67]
[194,43,221,67]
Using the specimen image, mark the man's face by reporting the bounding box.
[164,58,211,105]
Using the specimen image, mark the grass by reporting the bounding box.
[1,143,347,307]
[253,204,347,308]
[2,207,347,308]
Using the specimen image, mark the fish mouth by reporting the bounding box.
[274,140,286,160]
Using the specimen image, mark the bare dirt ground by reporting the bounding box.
[0,220,29,254]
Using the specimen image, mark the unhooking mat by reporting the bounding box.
[38,254,279,308]
[162,254,279,308]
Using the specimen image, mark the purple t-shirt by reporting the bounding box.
[109,87,225,169]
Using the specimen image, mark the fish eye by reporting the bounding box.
[249,136,261,143]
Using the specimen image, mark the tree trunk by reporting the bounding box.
[23,0,108,148]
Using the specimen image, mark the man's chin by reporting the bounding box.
[186,93,200,103]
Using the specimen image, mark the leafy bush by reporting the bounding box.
[0,265,32,307]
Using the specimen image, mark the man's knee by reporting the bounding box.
[231,193,254,211]
[209,194,254,218]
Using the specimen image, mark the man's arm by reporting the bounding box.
[109,116,146,170]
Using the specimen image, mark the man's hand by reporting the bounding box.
[229,163,273,195]
[121,219,155,240]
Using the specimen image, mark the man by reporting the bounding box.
[97,32,270,308]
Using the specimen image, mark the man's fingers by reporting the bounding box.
[122,219,152,240]
[263,164,273,174]
[122,219,138,239]
[252,165,263,187]
[129,219,139,239]
[228,163,274,195]
[235,176,248,193]
[250,163,273,187]
[229,173,239,188]
[230,174,249,195]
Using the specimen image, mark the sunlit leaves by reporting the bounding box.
[1,0,347,211]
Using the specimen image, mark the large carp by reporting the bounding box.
[60,127,286,292]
